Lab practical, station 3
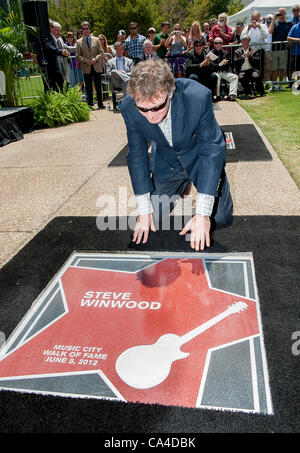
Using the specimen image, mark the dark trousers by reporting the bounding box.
[189,72,218,96]
[83,67,103,106]
[151,168,233,228]
[238,69,264,95]
[43,67,64,92]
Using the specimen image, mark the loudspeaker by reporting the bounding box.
[22,1,50,42]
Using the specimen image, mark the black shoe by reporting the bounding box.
[228,95,237,101]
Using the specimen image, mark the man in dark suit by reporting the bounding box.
[185,38,218,97]
[39,20,69,91]
[233,35,265,97]
[121,58,232,251]
[135,39,158,63]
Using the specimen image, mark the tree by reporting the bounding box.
[93,0,158,41]
[47,0,158,42]
[156,0,193,27]
[47,0,97,32]
[0,0,35,106]
[185,0,244,26]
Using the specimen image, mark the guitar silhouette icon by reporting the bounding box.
[115,301,248,389]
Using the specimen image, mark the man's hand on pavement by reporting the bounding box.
[179,214,211,251]
[133,213,156,244]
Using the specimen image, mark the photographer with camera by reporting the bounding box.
[165,24,187,77]
[242,10,268,45]
[268,8,293,90]
[165,24,187,55]
[240,11,268,79]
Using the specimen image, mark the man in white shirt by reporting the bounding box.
[240,11,268,49]
[241,10,268,77]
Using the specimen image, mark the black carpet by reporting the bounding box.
[0,107,35,147]
[108,124,272,167]
[0,215,299,433]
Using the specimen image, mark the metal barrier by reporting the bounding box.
[15,55,111,105]
[165,41,300,85]
[13,41,300,104]
[222,41,300,85]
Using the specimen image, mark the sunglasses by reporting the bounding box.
[214,42,222,44]
[134,95,169,113]
[130,27,137,30]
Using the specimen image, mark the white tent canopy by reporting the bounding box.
[227,0,296,25]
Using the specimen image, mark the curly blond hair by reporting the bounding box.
[127,59,175,100]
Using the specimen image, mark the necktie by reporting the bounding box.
[117,57,124,71]
[57,39,62,49]
[86,37,90,50]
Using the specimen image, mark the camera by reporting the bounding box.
[277,12,283,16]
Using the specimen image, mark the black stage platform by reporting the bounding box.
[0,215,299,433]
[0,107,34,147]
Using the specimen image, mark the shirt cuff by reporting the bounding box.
[195,193,215,217]
[135,193,154,215]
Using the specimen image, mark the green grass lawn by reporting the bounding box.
[16,75,44,106]
[238,90,300,189]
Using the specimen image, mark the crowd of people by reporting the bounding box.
[39,6,300,109]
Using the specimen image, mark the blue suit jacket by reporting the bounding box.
[121,78,226,197]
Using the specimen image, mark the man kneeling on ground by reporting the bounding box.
[121,58,233,251]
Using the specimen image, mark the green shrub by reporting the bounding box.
[31,85,90,128]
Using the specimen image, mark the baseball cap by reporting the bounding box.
[148,27,156,32]
[118,29,126,35]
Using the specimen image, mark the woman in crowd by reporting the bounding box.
[65,31,78,87]
[75,30,85,93]
[148,27,156,43]
[186,21,206,52]
[98,34,115,58]
[165,24,187,76]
